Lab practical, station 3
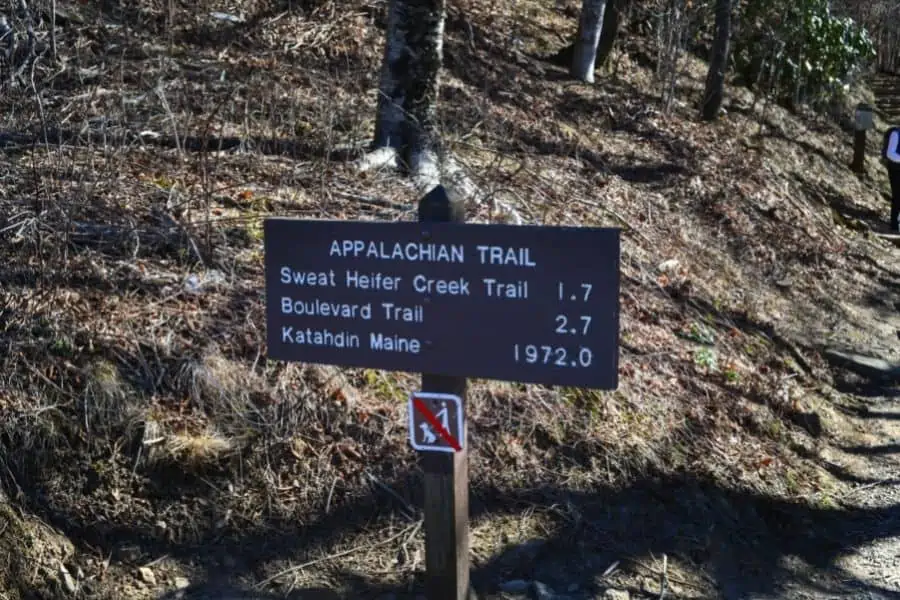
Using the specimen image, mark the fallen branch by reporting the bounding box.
[254,521,421,589]
[837,474,900,501]
[573,195,652,244]
[873,232,900,248]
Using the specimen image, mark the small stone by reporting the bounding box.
[533,581,554,600]
[500,579,531,593]
[173,577,190,590]
[658,259,680,274]
[137,566,156,585]
[602,590,630,600]
[59,567,77,594]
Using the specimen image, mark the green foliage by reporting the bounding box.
[694,347,718,371]
[685,322,716,345]
[733,0,875,108]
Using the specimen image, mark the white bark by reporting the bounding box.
[365,0,445,169]
[356,146,399,173]
[358,0,524,225]
[571,0,609,83]
[371,0,409,152]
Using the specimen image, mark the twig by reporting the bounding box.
[24,362,77,401]
[155,82,184,161]
[600,560,620,579]
[838,474,900,501]
[627,556,708,590]
[324,477,337,514]
[658,553,669,600]
[572,196,653,245]
[11,0,37,86]
[365,470,417,521]
[154,208,206,267]
[254,521,420,589]
[332,190,408,212]
[49,0,56,61]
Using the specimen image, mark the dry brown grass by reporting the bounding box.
[0,0,897,598]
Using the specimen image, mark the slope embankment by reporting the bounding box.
[0,3,899,599]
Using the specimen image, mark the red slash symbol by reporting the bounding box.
[413,397,462,452]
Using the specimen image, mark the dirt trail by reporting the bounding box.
[773,70,900,597]
[831,400,900,598]
[801,395,900,600]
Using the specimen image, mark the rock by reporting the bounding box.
[59,565,77,594]
[183,270,227,294]
[601,590,630,600]
[658,259,680,274]
[137,566,156,585]
[824,349,900,381]
[533,581,555,600]
[173,577,191,590]
[500,580,531,594]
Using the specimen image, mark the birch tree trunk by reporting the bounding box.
[700,0,732,121]
[359,0,523,223]
[594,0,625,71]
[571,0,609,83]
[367,0,445,181]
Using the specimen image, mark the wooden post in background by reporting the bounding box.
[852,102,874,173]
[417,185,474,600]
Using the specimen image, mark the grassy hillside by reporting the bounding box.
[0,1,898,598]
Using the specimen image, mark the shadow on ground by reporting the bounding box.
[5,440,900,600]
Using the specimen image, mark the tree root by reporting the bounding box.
[355,146,400,173]
[354,147,525,224]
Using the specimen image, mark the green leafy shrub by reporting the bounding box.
[733,0,875,109]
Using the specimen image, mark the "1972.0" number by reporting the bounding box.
[513,344,593,367]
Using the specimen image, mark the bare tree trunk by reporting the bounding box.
[49,0,57,61]
[595,0,626,71]
[571,0,609,83]
[366,0,445,181]
[358,0,523,223]
[700,0,732,121]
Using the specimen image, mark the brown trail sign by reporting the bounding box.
[264,185,620,600]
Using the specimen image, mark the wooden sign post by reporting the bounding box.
[417,186,473,600]
[852,102,874,173]
[263,187,620,600]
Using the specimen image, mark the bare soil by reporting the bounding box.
[0,1,899,599]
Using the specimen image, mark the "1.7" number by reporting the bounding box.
[559,282,592,302]
[555,315,591,335]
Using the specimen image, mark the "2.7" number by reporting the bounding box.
[555,315,591,335]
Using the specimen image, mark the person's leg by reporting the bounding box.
[890,166,900,232]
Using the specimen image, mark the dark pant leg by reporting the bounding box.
[890,166,900,232]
